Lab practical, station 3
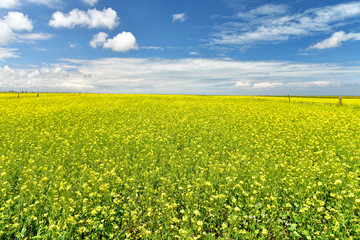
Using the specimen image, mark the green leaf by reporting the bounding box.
[288,224,297,232]
[302,230,310,236]
[32,236,44,239]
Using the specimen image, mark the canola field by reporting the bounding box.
[1,93,360,239]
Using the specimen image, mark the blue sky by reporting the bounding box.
[1,0,360,95]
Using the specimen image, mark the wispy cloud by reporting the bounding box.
[212,2,360,47]
[35,47,47,51]
[253,82,284,88]
[81,0,99,7]
[172,13,186,22]
[308,31,360,49]
[141,46,164,51]
[1,58,360,94]
[0,0,63,9]
[235,81,252,87]
[235,4,289,19]
[0,48,19,60]
[68,42,78,48]
[288,81,331,87]
[25,0,63,8]
[17,33,53,41]
[0,0,20,9]
[189,51,200,55]
[234,80,333,89]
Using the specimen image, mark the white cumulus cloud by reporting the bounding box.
[103,32,138,52]
[172,13,186,22]
[90,31,138,52]
[49,8,119,29]
[0,11,37,46]
[0,22,14,46]
[89,32,108,48]
[309,31,360,49]
[3,12,33,31]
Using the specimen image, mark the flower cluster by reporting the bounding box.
[0,93,360,239]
